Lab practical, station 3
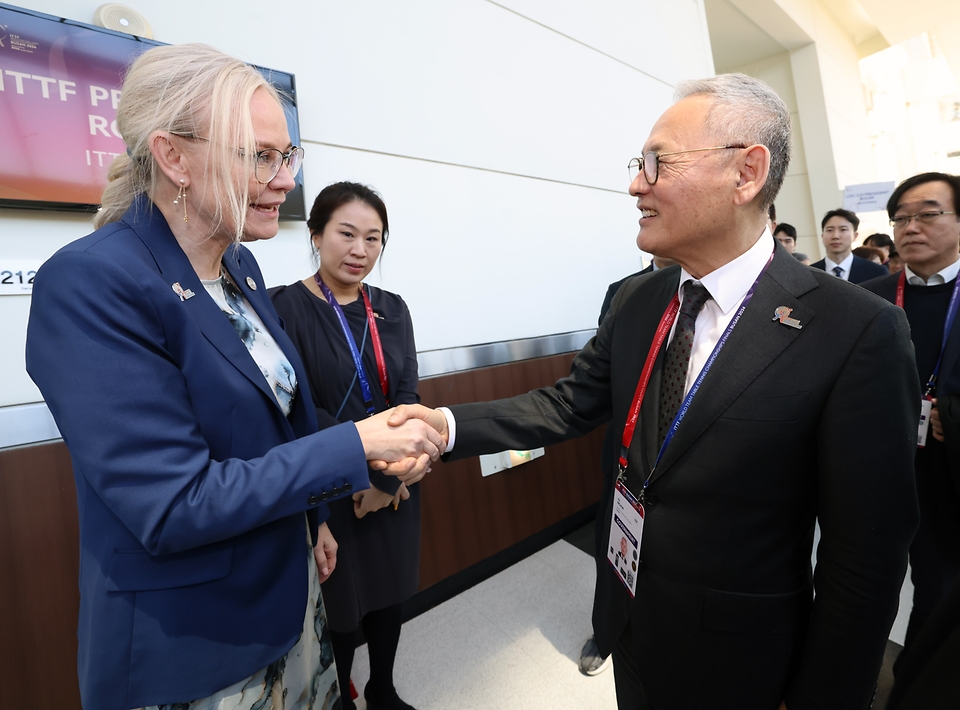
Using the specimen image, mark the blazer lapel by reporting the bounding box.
[613,268,679,485]
[123,201,290,426]
[650,250,819,481]
[221,245,316,436]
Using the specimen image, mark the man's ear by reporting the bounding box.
[147,130,190,188]
[733,144,770,207]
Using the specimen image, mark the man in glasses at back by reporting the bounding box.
[385,73,918,710]
[861,172,960,684]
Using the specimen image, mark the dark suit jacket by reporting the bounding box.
[599,264,653,326]
[862,272,960,554]
[811,254,888,284]
[886,575,960,710]
[25,198,369,710]
[448,245,919,710]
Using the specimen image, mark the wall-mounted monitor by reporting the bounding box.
[0,2,305,220]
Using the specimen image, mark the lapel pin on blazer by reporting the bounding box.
[773,306,802,329]
[245,276,257,290]
[171,282,195,301]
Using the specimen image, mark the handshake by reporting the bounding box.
[354,404,450,484]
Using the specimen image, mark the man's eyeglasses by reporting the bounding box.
[171,133,304,183]
[889,211,957,229]
[628,144,746,185]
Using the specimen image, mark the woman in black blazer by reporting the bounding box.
[272,183,421,710]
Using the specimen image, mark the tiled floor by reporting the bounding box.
[348,539,617,709]
[347,529,911,709]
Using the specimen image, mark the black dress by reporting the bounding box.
[270,281,421,632]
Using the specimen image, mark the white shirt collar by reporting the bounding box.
[824,253,854,277]
[677,228,775,315]
[904,257,960,286]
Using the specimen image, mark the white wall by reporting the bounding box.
[0,0,715,408]
[728,51,821,258]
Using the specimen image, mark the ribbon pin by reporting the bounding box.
[171,282,195,301]
[772,306,802,329]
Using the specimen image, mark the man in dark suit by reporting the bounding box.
[385,73,919,709]
[810,208,887,283]
[861,172,960,669]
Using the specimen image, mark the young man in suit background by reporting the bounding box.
[385,74,919,710]
[811,208,888,283]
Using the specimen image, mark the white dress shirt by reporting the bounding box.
[441,231,777,451]
[674,230,775,397]
[824,253,854,281]
[903,258,960,286]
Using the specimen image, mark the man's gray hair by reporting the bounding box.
[674,73,791,211]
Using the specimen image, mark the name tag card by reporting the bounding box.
[607,479,644,597]
[918,396,933,448]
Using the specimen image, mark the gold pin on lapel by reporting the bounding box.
[245,276,257,290]
[171,282,195,301]
[772,306,802,329]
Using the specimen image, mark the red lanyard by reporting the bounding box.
[617,294,680,474]
[314,273,391,410]
[360,285,390,405]
[895,269,907,308]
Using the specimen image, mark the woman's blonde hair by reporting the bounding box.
[95,43,280,241]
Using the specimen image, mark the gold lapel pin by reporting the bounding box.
[772,306,802,329]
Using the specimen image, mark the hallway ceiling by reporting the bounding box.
[704,0,960,83]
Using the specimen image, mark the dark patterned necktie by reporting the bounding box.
[658,281,711,444]
[832,265,844,278]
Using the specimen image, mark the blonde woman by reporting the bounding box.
[25,44,443,710]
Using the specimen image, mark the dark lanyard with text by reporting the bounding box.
[314,274,391,415]
[618,250,775,502]
[895,269,960,396]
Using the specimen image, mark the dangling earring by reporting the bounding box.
[173,180,189,223]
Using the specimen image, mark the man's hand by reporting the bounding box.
[354,406,447,482]
[387,404,449,440]
[313,522,338,583]
[353,482,409,518]
[931,398,944,442]
[363,404,450,480]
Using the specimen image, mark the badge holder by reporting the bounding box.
[607,478,644,597]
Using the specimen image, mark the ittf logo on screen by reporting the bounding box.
[0,25,7,49]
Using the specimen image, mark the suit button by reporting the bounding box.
[320,491,332,501]
[331,486,342,496]
[307,494,320,506]
[644,491,659,507]
[342,483,352,493]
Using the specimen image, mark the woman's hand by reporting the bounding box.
[353,482,410,519]
[354,405,447,482]
[313,522,338,583]
[931,398,944,442]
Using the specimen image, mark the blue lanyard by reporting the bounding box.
[314,275,376,415]
[640,250,775,499]
[896,269,960,395]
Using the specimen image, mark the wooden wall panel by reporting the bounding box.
[0,351,605,706]
[417,352,605,589]
[0,442,81,708]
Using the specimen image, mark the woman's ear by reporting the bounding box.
[148,130,190,187]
